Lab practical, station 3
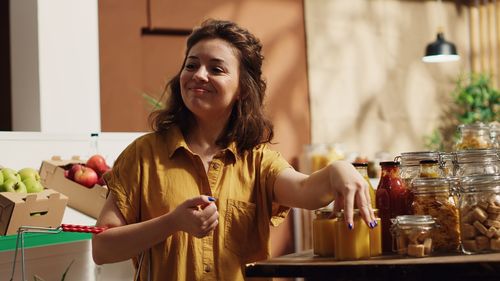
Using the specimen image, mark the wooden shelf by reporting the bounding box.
[245,250,500,281]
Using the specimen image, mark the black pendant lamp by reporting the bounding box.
[422,0,460,63]
[422,31,460,63]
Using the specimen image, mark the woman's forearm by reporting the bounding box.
[92,212,179,264]
[274,165,335,210]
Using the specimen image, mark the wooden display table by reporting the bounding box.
[245,250,500,281]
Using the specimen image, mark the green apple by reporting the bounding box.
[23,177,44,193]
[0,171,3,185]
[0,179,27,193]
[18,167,40,181]
[1,168,21,183]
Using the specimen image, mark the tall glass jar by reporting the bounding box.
[453,148,500,177]
[376,161,410,253]
[353,162,376,208]
[458,174,500,254]
[456,123,493,150]
[313,208,336,257]
[411,178,460,252]
[390,215,436,257]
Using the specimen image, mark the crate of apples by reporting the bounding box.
[64,155,111,188]
[0,167,45,193]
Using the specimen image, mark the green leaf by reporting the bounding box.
[142,93,163,110]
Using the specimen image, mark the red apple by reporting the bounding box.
[67,164,84,180]
[86,154,110,177]
[73,166,98,188]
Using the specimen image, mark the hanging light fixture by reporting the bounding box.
[422,0,460,63]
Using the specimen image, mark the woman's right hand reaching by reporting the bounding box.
[172,195,219,238]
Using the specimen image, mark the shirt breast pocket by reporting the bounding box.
[224,199,260,261]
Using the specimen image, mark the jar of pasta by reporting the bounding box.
[453,148,500,177]
[411,177,461,252]
[456,123,493,150]
[313,208,336,257]
[391,215,436,257]
[458,174,500,254]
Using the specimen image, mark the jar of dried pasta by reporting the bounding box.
[391,215,436,257]
[456,123,493,150]
[411,177,461,253]
[459,174,500,254]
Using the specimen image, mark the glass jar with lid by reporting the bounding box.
[313,208,336,257]
[458,174,500,254]
[334,210,370,260]
[453,148,500,177]
[411,177,460,252]
[390,215,436,257]
[397,151,443,191]
[456,123,493,150]
[418,159,444,178]
[376,161,410,253]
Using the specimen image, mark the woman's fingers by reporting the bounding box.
[355,183,375,227]
[343,186,356,230]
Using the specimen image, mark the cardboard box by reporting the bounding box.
[39,157,108,219]
[0,189,68,235]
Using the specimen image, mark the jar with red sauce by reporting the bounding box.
[376,161,410,253]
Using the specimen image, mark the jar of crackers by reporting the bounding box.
[459,174,500,254]
[391,215,436,257]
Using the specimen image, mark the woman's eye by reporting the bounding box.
[211,67,224,73]
[185,63,197,70]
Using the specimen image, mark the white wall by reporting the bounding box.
[0,132,144,170]
[10,0,101,133]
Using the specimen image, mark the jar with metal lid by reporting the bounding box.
[418,159,444,178]
[376,161,411,253]
[453,148,500,177]
[458,174,500,254]
[391,215,436,257]
[397,151,445,191]
[411,177,460,252]
[456,123,493,150]
[334,210,370,260]
[313,208,336,256]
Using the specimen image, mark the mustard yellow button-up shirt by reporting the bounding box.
[104,126,291,281]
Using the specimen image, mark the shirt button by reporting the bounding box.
[204,264,212,272]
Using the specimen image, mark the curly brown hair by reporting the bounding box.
[150,19,274,154]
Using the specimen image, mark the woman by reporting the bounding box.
[92,19,376,281]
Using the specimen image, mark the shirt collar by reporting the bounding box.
[166,125,238,162]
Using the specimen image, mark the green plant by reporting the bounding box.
[424,72,499,151]
[452,73,499,124]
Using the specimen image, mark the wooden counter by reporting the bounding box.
[245,250,500,281]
